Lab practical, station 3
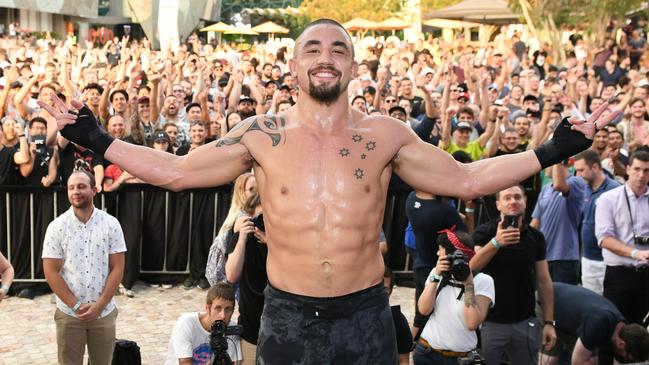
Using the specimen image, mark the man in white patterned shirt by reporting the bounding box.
[43,170,126,365]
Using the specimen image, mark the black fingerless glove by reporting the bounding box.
[60,106,114,156]
[533,117,592,169]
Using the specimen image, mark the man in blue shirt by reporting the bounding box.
[573,150,619,294]
[531,162,586,284]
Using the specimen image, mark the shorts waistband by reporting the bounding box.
[265,283,387,319]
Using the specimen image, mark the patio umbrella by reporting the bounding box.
[424,0,521,24]
[199,22,233,33]
[252,21,289,35]
[375,17,410,35]
[342,18,380,32]
[224,25,259,42]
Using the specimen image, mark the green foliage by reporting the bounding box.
[421,0,463,14]
[299,0,403,23]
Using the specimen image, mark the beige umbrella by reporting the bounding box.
[252,21,289,35]
[224,26,259,36]
[375,17,410,35]
[199,22,233,33]
[342,18,380,32]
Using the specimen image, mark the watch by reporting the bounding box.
[544,320,556,327]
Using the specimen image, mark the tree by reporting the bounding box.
[299,0,403,23]
[510,0,645,63]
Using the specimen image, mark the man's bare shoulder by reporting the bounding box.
[216,114,287,148]
[355,113,417,143]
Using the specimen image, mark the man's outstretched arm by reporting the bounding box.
[395,103,622,200]
[39,95,252,191]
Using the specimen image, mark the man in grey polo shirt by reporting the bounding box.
[596,150,649,325]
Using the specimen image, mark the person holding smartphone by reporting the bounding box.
[470,184,556,365]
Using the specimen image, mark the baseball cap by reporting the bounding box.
[457,92,470,101]
[456,121,473,130]
[154,131,169,142]
[239,95,254,104]
[523,94,538,103]
[388,105,407,116]
[279,83,290,91]
[363,86,376,95]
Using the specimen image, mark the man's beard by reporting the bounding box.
[309,79,342,104]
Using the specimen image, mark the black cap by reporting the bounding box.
[523,94,538,103]
[363,86,376,95]
[388,105,407,116]
[238,95,254,103]
[154,131,169,142]
[279,83,290,91]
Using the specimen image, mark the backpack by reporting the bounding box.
[111,339,141,365]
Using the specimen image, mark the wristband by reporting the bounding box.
[631,249,638,259]
[0,284,9,293]
[428,272,442,283]
[491,238,502,249]
[71,301,82,313]
[465,208,475,214]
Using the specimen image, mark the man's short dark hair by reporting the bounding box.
[574,149,602,168]
[109,89,128,103]
[458,107,474,118]
[277,100,294,109]
[83,83,104,95]
[299,19,354,58]
[185,102,201,113]
[69,169,96,189]
[629,150,649,165]
[29,116,47,129]
[206,282,235,305]
[351,95,365,105]
[495,184,526,200]
[619,324,649,362]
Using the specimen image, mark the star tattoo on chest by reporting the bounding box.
[339,148,350,157]
[354,168,365,180]
[352,134,363,143]
[365,141,376,151]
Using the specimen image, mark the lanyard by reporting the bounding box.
[623,186,646,240]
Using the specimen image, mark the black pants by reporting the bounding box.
[603,265,649,325]
[257,284,398,365]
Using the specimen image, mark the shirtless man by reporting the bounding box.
[41,19,620,364]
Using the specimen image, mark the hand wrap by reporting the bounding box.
[61,106,114,156]
[533,117,592,169]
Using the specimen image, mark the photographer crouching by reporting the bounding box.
[164,282,243,365]
[414,229,494,365]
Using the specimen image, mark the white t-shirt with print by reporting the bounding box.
[165,313,242,365]
[420,273,495,352]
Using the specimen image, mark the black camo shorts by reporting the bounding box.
[256,283,398,365]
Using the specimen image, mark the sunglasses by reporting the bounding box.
[385,98,398,103]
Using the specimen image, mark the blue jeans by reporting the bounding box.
[413,343,461,365]
[548,260,579,285]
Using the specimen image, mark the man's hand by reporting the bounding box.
[37,94,114,156]
[433,254,451,276]
[634,250,649,263]
[495,220,520,246]
[76,302,104,322]
[542,324,557,351]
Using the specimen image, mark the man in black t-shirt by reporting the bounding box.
[470,185,556,365]
[0,119,30,185]
[383,266,413,365]
[57,139,103,190]
[20,117,58,187]
[543,283,649,365]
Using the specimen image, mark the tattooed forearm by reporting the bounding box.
[464,283,477,308]
[216,115,286,147]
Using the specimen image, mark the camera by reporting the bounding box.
[210,320,243,365]
[252,213,265,232]
[634,236,649,246]
[443,250,470,282]
[458,351,486,364]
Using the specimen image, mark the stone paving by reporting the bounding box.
[0,281,416,364]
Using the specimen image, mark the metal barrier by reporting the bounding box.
[0,185,411,284]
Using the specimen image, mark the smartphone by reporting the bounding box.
[503,215,518,229]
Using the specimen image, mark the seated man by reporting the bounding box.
[165,282,242,365]
[542,283,649,365]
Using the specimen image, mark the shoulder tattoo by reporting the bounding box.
[216,115,286,147]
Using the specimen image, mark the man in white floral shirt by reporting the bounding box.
[43,170,126,365]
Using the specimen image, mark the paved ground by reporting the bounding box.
[0,281,416,364]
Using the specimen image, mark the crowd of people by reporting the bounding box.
[0,16,649,365]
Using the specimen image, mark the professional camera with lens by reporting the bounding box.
[634,236,649,246]
[210,320,243,365]
[458,350,486,364]
[442,250,470,282]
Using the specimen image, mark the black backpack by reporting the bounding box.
[111,339,141,365]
